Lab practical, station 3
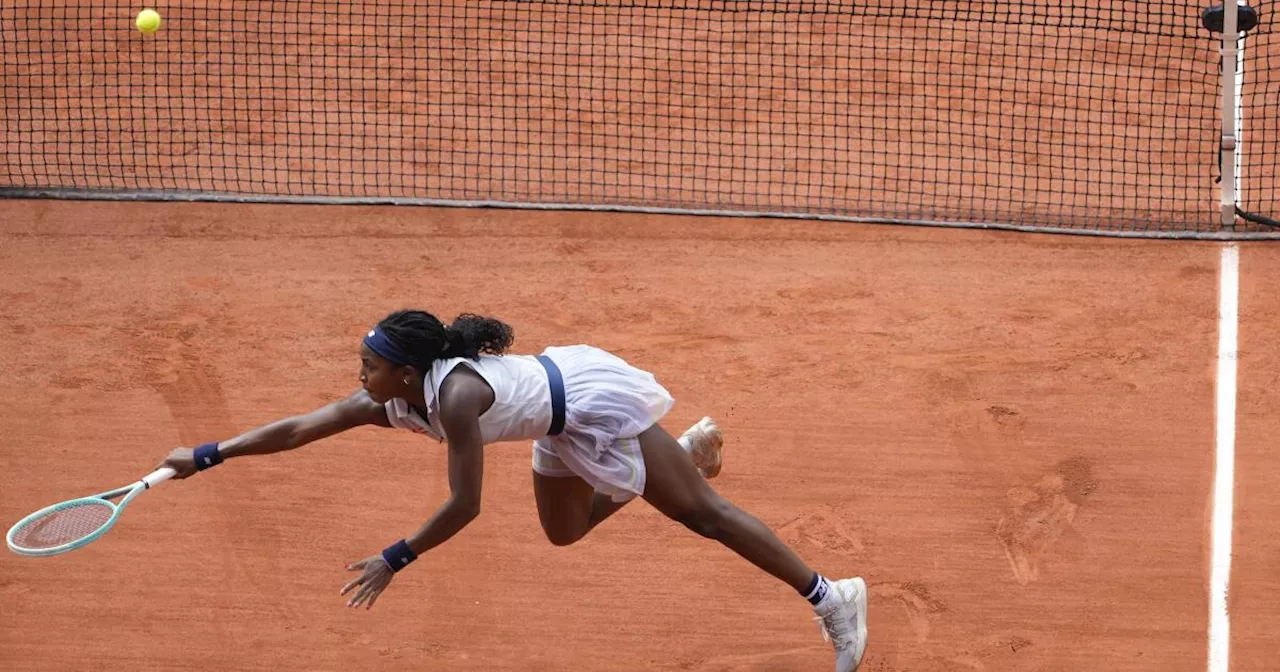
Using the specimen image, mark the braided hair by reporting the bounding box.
[375,310,514,371]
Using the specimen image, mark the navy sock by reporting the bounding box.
[801,573,830,605]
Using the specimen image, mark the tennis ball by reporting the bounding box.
[136,9,161,35]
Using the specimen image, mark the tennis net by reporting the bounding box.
[1,1,1274,235]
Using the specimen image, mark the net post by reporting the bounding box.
[1219,1,1241,229]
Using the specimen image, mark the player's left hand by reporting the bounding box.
[341,555,395,609]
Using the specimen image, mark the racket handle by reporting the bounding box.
[142,467,178,489]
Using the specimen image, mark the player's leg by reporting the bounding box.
[636,422,868,671]
[636,423,813,589]
[532,470,629,546]
[531,419,725,546]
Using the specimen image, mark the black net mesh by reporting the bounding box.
[1,1,1275,234]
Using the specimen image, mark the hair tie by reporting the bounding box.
[442,327,466,358]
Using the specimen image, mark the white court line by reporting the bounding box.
[1209,243,1239,672]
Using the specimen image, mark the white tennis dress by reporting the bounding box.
[383,345,674,502]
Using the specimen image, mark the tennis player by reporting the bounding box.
[157,309,868,670]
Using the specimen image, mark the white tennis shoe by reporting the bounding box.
[813,577,868,672]
[679,416,723,479]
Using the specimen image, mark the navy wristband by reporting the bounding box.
[193,442,223,470]
[381,539,417,572]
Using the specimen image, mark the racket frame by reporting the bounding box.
[6,467,176,557]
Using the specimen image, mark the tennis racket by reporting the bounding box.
[6,467,176,557]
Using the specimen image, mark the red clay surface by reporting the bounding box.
[0,200,1252,670]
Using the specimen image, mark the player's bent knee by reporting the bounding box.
[541,522,585,547]
[545,531,580,547]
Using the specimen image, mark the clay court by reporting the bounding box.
[3,1,1279,671]
[1,203,1276,671]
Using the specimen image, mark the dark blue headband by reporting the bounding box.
[363,326,420,369]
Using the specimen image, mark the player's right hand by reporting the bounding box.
[156,448,199,479]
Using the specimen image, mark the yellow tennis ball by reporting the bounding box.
[136,9,161,35]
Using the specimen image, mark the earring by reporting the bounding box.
[403,377,412,386]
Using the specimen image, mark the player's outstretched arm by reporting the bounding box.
[155,389,390,478]
[338,370,489,610]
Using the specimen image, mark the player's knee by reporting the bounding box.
[546,531,580,547]
[675,497,732,540]
[542,523,584,547]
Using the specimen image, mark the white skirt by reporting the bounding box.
[531,345,674,502]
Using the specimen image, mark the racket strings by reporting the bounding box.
[11,501,115,550]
